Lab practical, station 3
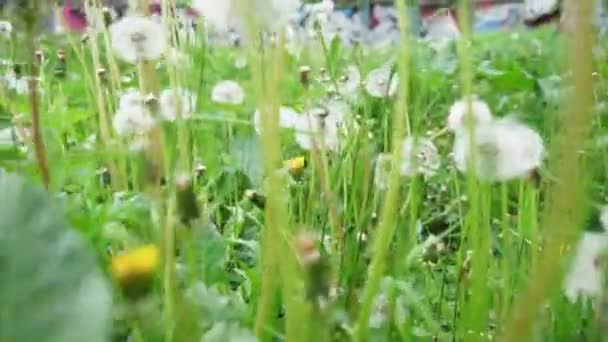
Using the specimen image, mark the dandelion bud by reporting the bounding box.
[296,232,330,305]
[96,167,111,188]
[102,7,113,27]
[111,244,159,299]
[229,31,241,47]
[176,173,200,225]
[54,50,66,79]
[97,67,107,83]
[299,65,311,88]
[12,63,22,78]
[296,232,321,266]
[244,189,266,209]
[529,168,542,188]
[35,50,44,65]
[195,163,207,181]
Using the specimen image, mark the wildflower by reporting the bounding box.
[159,88,196,122]
[294,100,348,151]
[110,16,165,64]
[211,80,245,105]
[253,106,299,134]
[564,232,608,301]
[111,244,159,298]
[284,156,307,176]
[0,21,12,37]
[113,90,155,137]
[365,66,399,98]
[449,97,544,182]
[373,137,441,190]
[338,65,361,98]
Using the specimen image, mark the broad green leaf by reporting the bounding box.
[0,173,112,342]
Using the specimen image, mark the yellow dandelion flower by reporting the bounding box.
[111,244,159,298]
[284,156,307,176]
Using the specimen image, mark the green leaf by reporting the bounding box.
[0,173,111,342]
[229,135,263,186]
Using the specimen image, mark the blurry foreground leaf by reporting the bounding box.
[0,173,111,342]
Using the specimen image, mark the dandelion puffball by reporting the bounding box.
[400,137,441,177]
[564,231,608,301]
[159,89,196,122]
[449,98,544,182]
[447,97,493,132]
[211,80,245,105]
[253,106,299,134]
[338,65,361,98]
[192,0,234,31]
[110,16,165,64]
[294,102,347,152]
[365,66,399,98]
[113,90,155,136]
[373,137,441,190]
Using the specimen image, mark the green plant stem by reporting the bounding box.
[501,0,595,339]
[354,1,410,339]
[26,27,50,189]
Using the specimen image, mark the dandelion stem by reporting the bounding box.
[355,1,410,339]
[26,28,50,189]
[501,0,595,339]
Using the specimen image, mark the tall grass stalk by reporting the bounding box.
[84,0,121,189]
[501,0,595,339]
[354,1,410,339]
[240,7,307,340]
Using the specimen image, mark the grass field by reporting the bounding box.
[1,1,607,341]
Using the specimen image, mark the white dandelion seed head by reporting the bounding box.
[564,232,608,301]
[110,16,165,64]
[234,54,248,69]
[400,137,441,177]
[211,80,245,105]
[365,67,399,98]
[294,102,346,152]
[338,65,361,98]
[192,0,235,32]
[0,21,12,37]
[601,206,608,231]
[452,118,544,182]
[159,88,196,122]
[374,153,393,191]
[118,89,144,109]
[448,97,493,132]
[113,93,155,137]
[253,106,299,135]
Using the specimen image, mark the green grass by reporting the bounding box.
[1,3,607,341]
